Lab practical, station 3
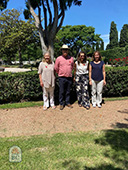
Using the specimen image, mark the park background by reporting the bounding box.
[0,1,128,170]
[0,0,128,104]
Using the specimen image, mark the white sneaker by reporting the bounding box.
[97,104,101,108]
[92,104,96,108]
[43,106,47,111]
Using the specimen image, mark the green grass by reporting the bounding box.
[104,96,128,101]
[0,96,128,109]
[0,129,128,170]
[0,101,43,109]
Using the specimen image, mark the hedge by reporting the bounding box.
[0,66,128,104]
[100,47,125,63]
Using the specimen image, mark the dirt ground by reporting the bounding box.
[0,100,128,138]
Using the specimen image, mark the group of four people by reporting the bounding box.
[38,44,106,111]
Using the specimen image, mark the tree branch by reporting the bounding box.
[27,0,40,29]
[27,0,47,52]
[46,0,52,24]
[50,0,58,39]
[56,10,65,33]
[38,6,41,24]
[42,0,47,31]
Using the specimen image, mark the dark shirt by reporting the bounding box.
[90,61,104,81]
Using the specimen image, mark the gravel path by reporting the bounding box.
[4,68,31,72]
[0,100,128,138]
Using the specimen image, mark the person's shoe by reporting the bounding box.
[52,106,56,109]
[60,105,64,110]
[86,106,90,110]
[43,106,47,111]
[92,104,96,108]
[78,104,82,107]
[66,104,73,108]
[97,104,101,108]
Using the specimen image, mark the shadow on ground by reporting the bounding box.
[62,129,128,170]
[118,109,128,114]
[95,129,128,169]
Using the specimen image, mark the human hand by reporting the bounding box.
[89,80,92,85]
[40,81,44,87]
[103,80,106,86]
[73,77,75,82]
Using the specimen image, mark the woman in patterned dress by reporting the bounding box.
[74,51,90,109]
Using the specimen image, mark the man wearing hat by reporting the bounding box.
[55,44,74,110]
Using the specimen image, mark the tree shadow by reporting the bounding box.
[112,122,128,128]
[62,159,81,170]
[95,129,128,168]
[62,160,124,170]
[118,109,128,114]
[111,117,128,128]
[83,164,124,170]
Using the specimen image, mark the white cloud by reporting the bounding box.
[100,34,109,40]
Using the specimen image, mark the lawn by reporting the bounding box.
[0,97,128,109]
[0,129,128,170]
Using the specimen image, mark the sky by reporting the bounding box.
[6,0,128,49]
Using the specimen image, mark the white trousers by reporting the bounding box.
[91,79,103,105]
[43,86,55,107]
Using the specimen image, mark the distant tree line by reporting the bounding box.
[107,21,128,49]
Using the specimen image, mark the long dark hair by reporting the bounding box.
[77,51,87,65]
[92,51,102,61]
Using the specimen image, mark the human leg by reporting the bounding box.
[65,77,72,105]
[81,75,90,108]
[59,77,65,106]
[75,74,82,105]
[43,87,49,109]
[91,79,97,107]
[48,86,55,107]
[96,80,103,107]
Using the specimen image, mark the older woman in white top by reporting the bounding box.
[74,51,90,109]
[38,52,56,110]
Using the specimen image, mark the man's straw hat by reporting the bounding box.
[60,44,70,50]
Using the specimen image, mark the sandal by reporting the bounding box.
[52,106,56,109]
[43,106,47,111]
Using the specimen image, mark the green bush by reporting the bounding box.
[0,71,42,104]
[0,67,128,104]
[100,47,125,63]
[103,66,128,97]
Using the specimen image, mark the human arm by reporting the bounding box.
[89,64,92,85]
[73,63,76,82]
[103,64,106,85]
[39,74,44,87]
[38,62,44,87]
[54,58,59,74]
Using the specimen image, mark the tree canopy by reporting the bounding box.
[0,0,9,11]
[0,9,39,65]
[54,25,103,57]
[119,24,128,47]
[108,21,118,49]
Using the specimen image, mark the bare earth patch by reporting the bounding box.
[0,100,128,138]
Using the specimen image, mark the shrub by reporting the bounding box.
[0,71,42,104]
[0,66,128,104]
[103,66,128,97]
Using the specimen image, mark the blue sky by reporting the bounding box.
[6,0,128,49]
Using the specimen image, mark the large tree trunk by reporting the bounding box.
[27,0,64,62]
[48,42,54,61]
